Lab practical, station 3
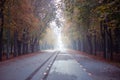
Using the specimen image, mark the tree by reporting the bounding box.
[0,0,6,61]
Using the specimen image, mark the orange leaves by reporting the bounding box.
[3,0,41,41]
[10,0,39,29]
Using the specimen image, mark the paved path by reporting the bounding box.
[0,50,120,80]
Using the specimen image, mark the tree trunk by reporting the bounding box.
[103,33,107,59]
[17,40,22,55]
[80,39,84,52]
[78,40,81,51]
[26,43,28,53]
[0,0,6,61]
[31,44,34,52]
[6,29,10,59]
[0,27,3,61]
[10,43,13,55]
[109,29,113,60]
[23,43,26,54]
[94,35,97,55]
[13,31,18,57]
[100,20,107,59]
[87,35,93,54]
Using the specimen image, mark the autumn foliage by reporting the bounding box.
[0,0,46,61]
[63,0,120,61]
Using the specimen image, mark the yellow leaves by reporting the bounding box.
[107,20,117,29]
[93,1,119,16]
[94,4,110,14]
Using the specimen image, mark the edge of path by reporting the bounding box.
[66,49,120,68]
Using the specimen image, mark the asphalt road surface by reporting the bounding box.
[0,50,120,80]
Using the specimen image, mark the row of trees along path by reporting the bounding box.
[0,0,56,61]
[63,0,120,61]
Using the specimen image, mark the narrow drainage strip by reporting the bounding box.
[41,51,59,80]
[71,54,93,77]
[77,60,93,77]
[25,51,56,80]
